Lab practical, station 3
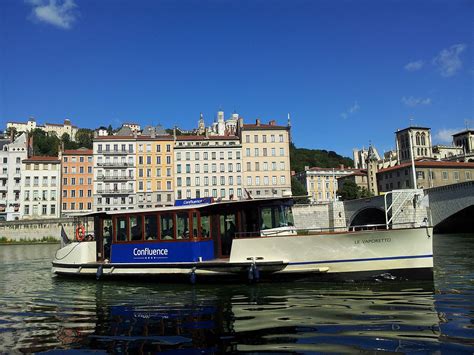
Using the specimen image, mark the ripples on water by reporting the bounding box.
[0,234,473,353]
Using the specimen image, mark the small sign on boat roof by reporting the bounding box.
[174,197,214,206]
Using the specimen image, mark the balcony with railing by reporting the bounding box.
[96,162,134,168]
[97,174,134,181]
[97,188,134,195]
[97,149,134,155]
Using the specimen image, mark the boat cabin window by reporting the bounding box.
[111,210,213,242]
[116,216,128,241]
[260,205,294,230]
[160,214,174,240]
[130,215,143,241]
[145,215,158,240]
[200,214,210,239]
[176,213,190,239]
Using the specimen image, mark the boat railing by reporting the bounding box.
[235,221,428,238]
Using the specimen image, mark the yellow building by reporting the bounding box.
[136,135,174,207]
[296,166,357,203]
[241,119,292,198]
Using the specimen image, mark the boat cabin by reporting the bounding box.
[78,198,294,264]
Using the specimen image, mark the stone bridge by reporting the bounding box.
[343,181,474,229]
[292,181,473,231]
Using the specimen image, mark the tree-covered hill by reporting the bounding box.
[290,143,353,173]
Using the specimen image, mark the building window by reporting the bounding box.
[442,171,448,180]
[454,171,459,180]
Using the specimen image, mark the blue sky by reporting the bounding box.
[1,0,472,157]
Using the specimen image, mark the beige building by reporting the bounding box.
[296,166,356,203]
[432,145,463,160]
[136,135,174,207]
[241,119,291,198]
[21,156,61,219]
[396,126,433,163]
[7,118,78,141]
[174,135,243,200]
[376,160,474,192]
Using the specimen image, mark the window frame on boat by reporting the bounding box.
[110,209,212,243]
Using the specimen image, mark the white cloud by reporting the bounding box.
[434,128,462,144]
[404,60,424,72]
[340,101,360,119]
[432,44,467,77]
[401,96,432,107]
[26,0,78,29]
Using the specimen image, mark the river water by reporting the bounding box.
[0,233,473,353]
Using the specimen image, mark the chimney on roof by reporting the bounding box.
[256,119,260,126]
[269,120,276,126]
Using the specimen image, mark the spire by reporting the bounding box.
[287,113,291,127]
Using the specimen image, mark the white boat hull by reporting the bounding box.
[52,227,433,282]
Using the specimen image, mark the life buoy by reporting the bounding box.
[76,226,85,241]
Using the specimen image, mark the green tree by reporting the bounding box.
[291,177,309,204]
[337,181,372,200]
[107,124,113,136]
[338,180,360,200]
[31,128,60,156]
[75,128,93,149]
[5,127,17,139]
[290,143,353,173]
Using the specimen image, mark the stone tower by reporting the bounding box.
[366,145,379,195]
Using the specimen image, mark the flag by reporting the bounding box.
[60,225,70,248]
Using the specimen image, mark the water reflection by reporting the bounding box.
[1,235,474,353]
[38,279,441,353]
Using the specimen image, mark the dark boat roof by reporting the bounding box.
[79,197,293,217]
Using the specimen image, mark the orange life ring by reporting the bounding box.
[76,226,85,241]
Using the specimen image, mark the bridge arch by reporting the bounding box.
[349,207,388,229]
[434,205,474,233]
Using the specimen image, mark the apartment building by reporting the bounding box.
[136,135,174,207]
[174,135,243,200]
[0,133,28,221]
[296,166,356,203]
[60,148,94,215]
[241,119,291,198]
[93,136,137,211]
[376,160,474,192]
[21,156,60,219]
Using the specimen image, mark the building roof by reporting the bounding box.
[94,135,137,140]
[136,135,174,141]
[452,129,474,137]
[378,160,474,173]
[242,123,288,130]
[62,148,93,155]
[23,156,60,163]
[176,135,239,141]
[338,170,368,178]
[395,126,431,133]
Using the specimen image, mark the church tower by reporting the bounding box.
[197,113,205,135]
[366,144,379,195]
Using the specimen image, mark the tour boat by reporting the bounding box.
[52,197,434,282]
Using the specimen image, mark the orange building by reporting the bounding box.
[60,148,93,215]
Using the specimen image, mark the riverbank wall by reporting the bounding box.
[0,218,92,242]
